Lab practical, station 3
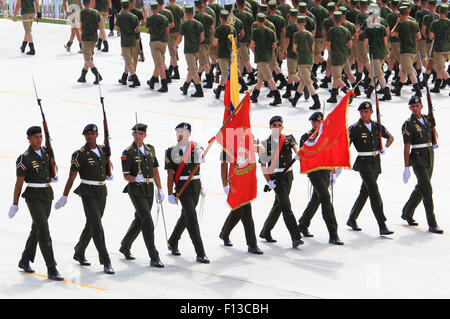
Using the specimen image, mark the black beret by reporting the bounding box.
[175,122,192,132]
[27,126,42,136]
[269,115,283,125]
[82,123,99,135]
[132,123,148,132]
[408,96,422,105]
[358,101,373,110]
[309,112,324,121]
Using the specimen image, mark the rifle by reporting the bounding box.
[135,112,142,174]
[32,77,57,179]
[98,76,112,176]
[418,52,438,145]
[370,54,383,151]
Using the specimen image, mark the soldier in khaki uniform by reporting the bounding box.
[9,126,63,281]
[119,123,165,268]
[55,124,114,275]
[13,0,41,55]
[92,0,112,52]
[166,0,185,79]
[63,0,83,53]
[129,0,145,72]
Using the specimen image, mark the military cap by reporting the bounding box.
[297,15,307,23]
[359,0,368,5]
[236,0,246,5]
[259,4,268,12]
[299,2,307,12]
[390,0,400,5]
[256,12,266,21]
[121,0,129,3]
[220,9,229,18]
[399,5,409,14]
[224,3,233,11]
[132,123,148,132]
[350,0,359,4]
[327,2,336,10]
[339,6,348,13]
[439,3,448,11]
[269,115,283,125]
[408,96,422,105]
[156,0,164,4]
[194,0,202,7]
[289,8,298,16]
[82,124,98,135]
[428,0,436,5]
[333,10,343,21]
[400,1,412,7]
[268,0,277,9]
[309,112,324,121]
[150,2,158,9]
[358,101,373,110]
[83,0,91,3]
[27,126,42,136]
[175,122,192,132]
[185,5,194,13]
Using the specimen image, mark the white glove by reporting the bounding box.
[403,167,411,184]
[201,156,206,163]
[294,154,300,161]
[267,180,277,190]
[168,194,177,205]
[223,185,230,196]
[330,173,337,186]
[106,174,113,181]
[8,205,18,219]
[135,174,144,183]
[200,187,206,197]
[432,144,439,150]
[51,176,58,183]
[380,147,387,155]
[54,195,68,209]
[156,188,165,202]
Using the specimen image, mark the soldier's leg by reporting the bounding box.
[273,175,301,241]
[21,217,39,263]
[221,209,242,239]
[120,211,142,252]
[402,180,424,220]
[298,186,321,228]
[240,204,257,247]
[179,187,205,256]
[74,218,92,258]
[130,195,159,259]
[167,210,186,248]
[259,197,282,237]
[360,171,387,226]
[348,179,369,222]
[413,165,437,227]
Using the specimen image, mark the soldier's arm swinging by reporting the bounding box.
[12,177,25,206]
[153,167,163,190]
[167,169,175,195]
[404,143,411,167]
[62,171,78,197]
[386,134,394,148]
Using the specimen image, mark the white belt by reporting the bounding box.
[358,151,380,156]
[137,178,154,184]
[27,183,51,188]
[81,179,106,186]
[179,175,201,181]
[411,142,432,149]
[273,167,293,173]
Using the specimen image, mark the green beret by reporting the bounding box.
[185,5,194,14]
[339,6,348,12]
[27,126,42,136]
[256,12,266,21]
[358,101,372,110]
[333,10,343,20]
[259,4,268,12]
[132,123,148,132]
[220,9,229,18]
[297,15,307,23]
[399,6,409,14]
[327,2,336,9]
[428,0,436,5]
[236,0,246,5]
[309,112,323,121]
[408,96,421,105]
[289,8,298,16]
[150,2,158,9]
[268,0,277,9]
[82,124,98,135]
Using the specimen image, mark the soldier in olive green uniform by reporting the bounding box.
[55,124,114,274]
[420,0,439,86]
[78,0,103,84]
[166,0,185,79]
[129,0,145,71]
[166,123,210,264]
[116,0,141,88]
[297,114,343,245]
[386,0,401,84]
[347,102,394,235]
[283,9,300,99]
[319,2,337,89]
[63,0,83,53]
[401,96,443,234]
[119,123,165,268]
[10,126,63,281]
[354,0,371,86]
[177,6,205,97]
[156,0,175,83]
[236,0,257,86]
[258,116,304,248]
[13,0,41,55]
[146,2,170,92]
[310,0,329,76]
[93,0,112,52]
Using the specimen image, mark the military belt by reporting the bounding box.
[27,183,51,188]
[411,142,432,149]
[358,151,380,156]
[273,167,293,173]
[81,179,106,186]
[137,178,154,184]
[179,175,201,180]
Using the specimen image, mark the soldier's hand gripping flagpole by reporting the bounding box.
[98,75,113,178]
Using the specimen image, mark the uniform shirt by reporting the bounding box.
[116,11,139,47]
[21,0,36,14]
[387,11,400,43]
[159,8,174,28]
[130,8,144,40]
[180,19,204,53]
[164,142,203,189]
[294,29,314,65]
[322,16,335,35]
[380,6,393,19]
[166,2,184,33]
[93,0,108,13]
[146,13,169,42]
[415,8,430,29]
[204,5,216,26]
[430,18,450,52]
[232,16,244,48]
[362,24,387,60]
[346,7,360,25]
[421,12,439,43]
[259,134,297,176]
[396,19,419,54]
[355,10,369,31]
[285,23,299,59]
[349,119,391,174]
[410,3,421,19]
[278,2,293,24]
[80,8,101,42]
[235,10,255,43]
[208,2,223,26]
[266,13,285,45]
[251,25,276,63]
[326,25,351,66]
[310,4,328,38]
[342,20,356,55]
[214,24,237,59]
[247,0,260,19]
[195,12,214,45]
[402,114,434,168]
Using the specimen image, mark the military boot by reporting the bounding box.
[203,73,213,88]
[26,42,35,55]
[250,89,260,103]
[20,41,27,53]
[219,231,233,247]
[239,77,248,93]
[379,87,392,101]
[327,88,338,103]
[214,85,224,99]
[191,83,203,97]
[172,66,180,79]
[309,93,321,110]
[430,79,441,93]
[77,68,88,83]
[392,81,403,96]
[365,85,375,98]
[412,83,422,97]
[147,76,159,89]
[289,91,302,107]
[48,267,64,281]
[276,73,288,89]
[319,76,331,88]
[269,90,282,106]
[246,71,257,85]
[91,68,102,84]
[96,38,102,50]
[150,256,164,268]
[118,72,128,85]
[165,69,172,83]
[101,40,108,52]
[180,81,190,95]
[283,84,293,99]
[18,258,34,273]
[157,78,168,92]
[64,41,72,52]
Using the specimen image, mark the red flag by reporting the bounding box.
[298,91,352,173]
[216,93,257,210]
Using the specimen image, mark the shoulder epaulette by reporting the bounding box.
[348,122,358,131]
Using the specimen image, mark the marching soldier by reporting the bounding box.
[347,102,394,235]
[119,123,165,268]
[420,0,439,86]
[355,0,371,87]
[165,123,210,264]
[92,0,111,52]
[258,116,304,248]
[297,113,344,245]
[13,0,41,55]
[9,126,63,281]
[177,5,205,97]
[77,0,103,84]
[310,0,329,76]
[235,0,256,85]
[283,9,300,99]
[414,0,429,80]
[166,0,185,79]
[116,0,141,88]
[55,124,114,274]
[319,2,337,89]
[145,2,170,92]
[135,0,148,62]
[63,0,83,53]
[156,0,174,83]
[401,96,443,234]
[129,0,145,72]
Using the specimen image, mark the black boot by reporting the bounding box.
[165,69,172,83]
[47,267,64,281]
[413,83,422,97]
[289,91,302,107]
[147,76,159,89]
[150,256,165,268]
[158,78,168,92]
[327,88,338,103]
[219,231,233,247]
[246,71,257,85]
[118,72,128,85]
[214,85,224,99]
[64,41,72,52]
[196,255,210,264]
[312,63,319,77]
[180,81,190,95]
[96,38,102,50]
[379,87,392,101]
[239,77,248,93]
[101,40,108,52]
[129,74,141,88]
[365,85,375,98]
[26,42,35,55]
[384,69,392,82]
[92,68,102,84]
[168,65,174,78]
[320,61,327,73]
[276,73,288,89]
[267,90,274,98]
[203,73,213,88]
[259,232,277,243]
[303,87,310,100]
[18,259,34,273]
[282,84,292,98]
[430,79,441,93]
[269,90,282,106]
[352,82,361,96]
[298,225,314,237]
[355,71,362,84]
[319,76,331,88]
[77,68,88,83]
[379,225,394,236]
[119,247,136,260]
[439,78,447,89]
[191,83,204,97]
[172,66,180,79]
[421,73,430,87]
[292,239,304,248]
[250,89,260,103]
[20,41,27,53]
[392,81,403,96]
[329,236,344,245]
[309,93,321,110]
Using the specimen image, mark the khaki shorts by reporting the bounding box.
[132,39,140,62]
[357,41,369,63]
[433,51,449,71]
[351,42,358,60]
[100,12,108,27]
[331,64,344,81]
[185,53,199,74]
[82,41,96,61]
[298,64,312,86]
[209,43,218,56]
[287,58,298,75]
[269,46,281,68]
[390,42,401,63]
[372,59,383,78]
[198,44,209,66]
[122,46,134,65]
[400,53,416,75]
[257,62,272,81]
[416,39,427,60]
[314,37,324,57]
[344,60,352,75]
[150,41,166,67]
[218,58,230,82]
[168,32,179,57]
[22,13,35,33]
[239,42,250,62]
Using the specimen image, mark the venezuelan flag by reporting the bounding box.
[223,34,240,121]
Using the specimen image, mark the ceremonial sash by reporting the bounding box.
[174,141,195,183]
[268,134,286,176]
